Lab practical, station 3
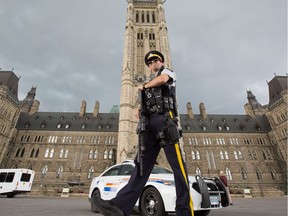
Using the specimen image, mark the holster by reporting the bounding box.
[157,116,180,147]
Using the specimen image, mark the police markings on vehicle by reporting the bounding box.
[104,183,120,192]
[102,178,174,193]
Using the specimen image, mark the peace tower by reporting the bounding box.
[117,0,172,162]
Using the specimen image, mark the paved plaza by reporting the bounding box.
[0,195,287,216]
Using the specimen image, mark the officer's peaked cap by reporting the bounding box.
[144,50,164,66]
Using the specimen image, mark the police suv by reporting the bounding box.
[88,161,229,216]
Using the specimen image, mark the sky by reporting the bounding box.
[0,0,286,115]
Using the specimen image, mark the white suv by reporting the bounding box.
[88,161,229,216]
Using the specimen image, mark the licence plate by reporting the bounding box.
[210,196,219,205]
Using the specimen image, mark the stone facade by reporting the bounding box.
[0,0,286,196]
[0,72,22,166]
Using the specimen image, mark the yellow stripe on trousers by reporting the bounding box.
[175,143,194,216]
[169,111,194,215]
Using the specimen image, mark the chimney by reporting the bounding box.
[199,102,207,119]
[79,100,86,117]
[186,102,194,118]
[93,100,100,117]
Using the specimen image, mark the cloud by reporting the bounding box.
[0,0,286,115]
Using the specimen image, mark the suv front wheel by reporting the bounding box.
[140,187,167,216]
[90,189,101,213]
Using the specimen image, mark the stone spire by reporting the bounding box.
[29,100,40,116]
[21,87,37,113]
[244,90,266,117]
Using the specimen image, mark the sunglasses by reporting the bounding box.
[147,59,159,65]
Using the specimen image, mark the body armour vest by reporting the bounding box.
[144,66,177,116]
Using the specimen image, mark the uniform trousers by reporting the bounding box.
[111,113,194,216]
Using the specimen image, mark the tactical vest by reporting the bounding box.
[144,67,177,116]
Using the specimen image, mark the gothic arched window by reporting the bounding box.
[152,12,156,23]
[234,151,238,160]
[89,150,93,159]
[196,167,201,176]
[45,149,50,158]
[30,148,35,158]
[56,166,63,179]
[256,167,262,180]
[92,149,97,159]
[104,149,108,159]
[108,150,114,160]
[225,167,233,180]
[240,167,248,180]
[224,151,229,160]
[59,149,64,158]
[41,165,48,177]
[15,148,21,157]
[88,167,94,179]
[146,12,150,23]
[192,151,196,160]
[20,148,25,157]
[270,167,277,180]
[49,149,54,158]
[136,11,139,22]
[64,149,68,158]
[141,11,145,22]
[35,148,39,157]
[196,151,200,160]
[220,151,224,160]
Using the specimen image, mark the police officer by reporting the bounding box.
[91,50,194,216]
